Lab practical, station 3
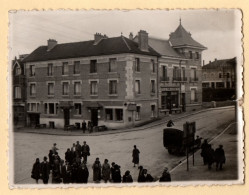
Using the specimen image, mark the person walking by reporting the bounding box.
[92,157,102,182]
[82,120,87,133]
[81,141,90,164]
[40,156,50,184]
[132,145,140,167]
[201,139,209,165]
[214,145,226,171]
[159,167,171,182]
[122,170,133,183]
[31,158,41,184]
[102,159,111,183]
[206,144,215,170]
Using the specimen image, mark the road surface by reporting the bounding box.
[13,107,236,184]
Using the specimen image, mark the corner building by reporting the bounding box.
[23,32,160,129]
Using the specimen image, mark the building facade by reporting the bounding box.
[134,21,207,114]
[12,55,28,127]
[23,32,160,129]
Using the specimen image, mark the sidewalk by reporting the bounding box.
[170,122,239,182]
[14,106,234,136]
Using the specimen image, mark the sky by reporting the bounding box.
[9,10,242,64]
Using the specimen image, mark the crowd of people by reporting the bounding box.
[200,140,226,170]
[31,142,171,184]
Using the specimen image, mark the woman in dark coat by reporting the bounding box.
[132,145,140,167]
[92,158,101,182]
[122,170,133,183]
[102,159,111,183]
[31,158,41,184]
[81,163,89,183]
[137,166,144,182]
[159,167,171,182]
[214,145,226,170]
[112,164,121,183]
[206,144,215,170]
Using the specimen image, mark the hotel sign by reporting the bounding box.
[161,87,179,92]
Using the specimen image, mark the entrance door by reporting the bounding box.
[91,109,98,127]
[64,108,70,126]
[29,114,40,127]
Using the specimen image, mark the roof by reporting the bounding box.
[202,57,236,69]
[169,23,206,49]
[12,58,25,73]
[148,37,183,58]
[23,36,160,63]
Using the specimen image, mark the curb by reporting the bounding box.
[14,106,235,136]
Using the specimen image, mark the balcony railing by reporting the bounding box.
[190,77,199,82]
[172,77,187,82]
[160,76,170,82]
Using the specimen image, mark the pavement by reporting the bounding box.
[170,122,239,182]
[14,106,235,136]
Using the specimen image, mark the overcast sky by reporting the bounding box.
[9,10,242,64]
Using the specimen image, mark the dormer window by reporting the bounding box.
[15,66,21,75]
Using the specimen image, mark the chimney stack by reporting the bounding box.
[94,33,105,44]
[129,32,133,40]
[47,39,57,51]
[138,30,149,52]
[215,58,217,61]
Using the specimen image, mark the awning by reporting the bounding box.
[59,101,74,109]
[127,103,137,111]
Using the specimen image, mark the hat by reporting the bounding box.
[164,167,168,171]
[53,143,57,145]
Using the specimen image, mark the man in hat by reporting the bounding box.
[81,141,90,164]
[214,145,226,170]
[40,156,50,184]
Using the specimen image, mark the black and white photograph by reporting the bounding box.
[9,10,243,187]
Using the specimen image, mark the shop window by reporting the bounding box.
[135,106,141,120]
[90,81,98,95]
[90,60,97,73]
[74,82,81,95]
[115,109,123,121]
[48,83,54,95]
[74,103,82,115]
[30,83,36,96]
[151,105,156,118]
[74,61,80,74]
[30,65,35,76]
[62,82,69,95]
[105,109,113,120]
[135,58,140,72]
[135,80,141,94]
[47,63,53,76]
[151,80,155,93]
[109,58,117,72]
[109,80,117,95]
[49,103,55,114]
[62,62,69,75]
[14,86,21,99]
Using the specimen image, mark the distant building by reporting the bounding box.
[12,54,29,127]
[134,20,207,114]
[202,57,236,89]
[22,32,160,129]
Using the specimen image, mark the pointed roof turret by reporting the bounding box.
[169,21,206,49]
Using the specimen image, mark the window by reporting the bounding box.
[47,63,53,76]
[151,60,156,73]
[56,103,59,114]
[105,109,113,120]
[151,105,156,117]
[14,86,21,99]
[30,83,36,96]
[202,83,210,88]
[190,68,197,81]
[90,60,97,73]
[189,51,193,59]
[162,66,168,81]
[190,88,197,102]
[15,66,21,75]
[135,58,140,72]
[219,73,222,78]
[74,82,81,95]
[62,62,69,75]
[74,103,82,115]
[30,65,35,76]
[196,52,199,59]
[173,67,181,81]
[203,73,207,79]
[90,81,98,95]
[31,103,36,111]
[74,61,80,74]
[115,109,123,121]
[216,82,225,88]
[109,80,117,95]
[48,83,54,95]
[49,103,55,114]
[109,58,117,72]
[227,73,230,78]
[135,106,141,120]
[62,82,69,95]
[151,80,155,93]
[44,103,48,114]
[182,67,186,80]
[135,80,141,94]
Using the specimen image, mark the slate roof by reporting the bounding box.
[202,57,236,69]
[169,24,206,49]
[148,37,183,58]
[23,36,160,63]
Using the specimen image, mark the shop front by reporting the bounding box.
[160,87,180,114]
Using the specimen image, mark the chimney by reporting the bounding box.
[129,32,133,40]
[215,58,217,61]
[47,39,57,51]
[94,33,105,44]
[138,30,149,52]
[209,61,211,64]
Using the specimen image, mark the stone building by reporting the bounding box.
[22,32,160,129]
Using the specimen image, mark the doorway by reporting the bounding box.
[91,109,98,127]
[181,93,186,112]
[64,108,70,126]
